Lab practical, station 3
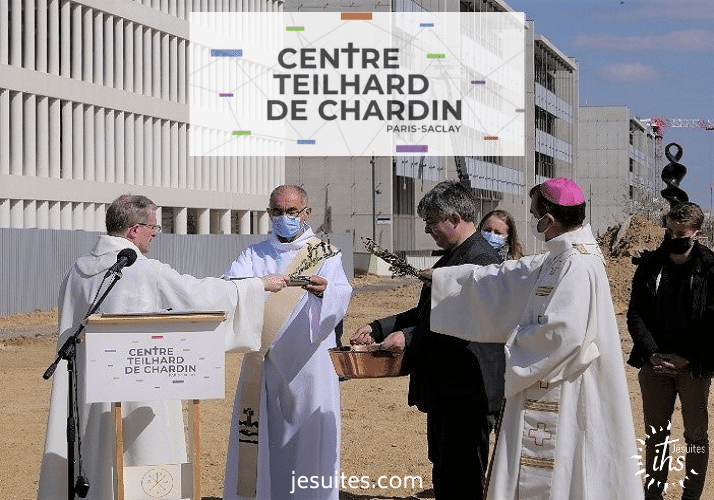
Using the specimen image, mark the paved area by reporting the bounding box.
[352,277,417,296]
[0,323,56,341]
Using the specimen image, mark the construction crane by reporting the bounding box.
[640,117,714,137]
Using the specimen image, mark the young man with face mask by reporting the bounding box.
[627,202,714,500]
[425,177,643,500]
[222,185,352,500]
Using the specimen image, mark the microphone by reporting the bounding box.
[75,475,90,497]
[104,248,138,277]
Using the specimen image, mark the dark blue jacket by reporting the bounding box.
[370,231,503,414]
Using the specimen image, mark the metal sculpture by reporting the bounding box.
[660,142,689,208]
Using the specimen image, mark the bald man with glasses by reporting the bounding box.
[222,185,351,500]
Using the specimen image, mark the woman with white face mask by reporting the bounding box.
[478,210,524,260]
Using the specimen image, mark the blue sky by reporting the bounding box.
[504,0,714,209]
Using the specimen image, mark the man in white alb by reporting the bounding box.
[38,194,287,500]
[223,185,351,500]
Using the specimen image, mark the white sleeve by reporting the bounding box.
[431,254,545,343]
[153,262,266,353]
[224,277,266,353]
[308,253,352,343]
[222,248,256,278]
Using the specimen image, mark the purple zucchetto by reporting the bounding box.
[539,177,585,206]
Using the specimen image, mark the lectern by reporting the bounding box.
[83,311,227,500]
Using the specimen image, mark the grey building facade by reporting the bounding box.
[578,105,660,236]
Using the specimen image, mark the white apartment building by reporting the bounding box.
[0,0,579,254]
[0,0,283,235]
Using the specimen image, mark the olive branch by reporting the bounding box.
[362,237,419,278]
[290,239,340,278]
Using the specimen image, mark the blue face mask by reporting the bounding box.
[272,215,302,238]
[481,230,506,249]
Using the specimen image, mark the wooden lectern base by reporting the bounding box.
[113,400,201,500]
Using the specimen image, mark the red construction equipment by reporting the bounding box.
[642,117,714,137]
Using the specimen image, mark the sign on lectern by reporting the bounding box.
[82,311,228,500]
[82,311,226,403]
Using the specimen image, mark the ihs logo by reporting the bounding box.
[632,420,700,495]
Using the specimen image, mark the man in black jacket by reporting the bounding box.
[627,202,714,500]
[351,181,503,500]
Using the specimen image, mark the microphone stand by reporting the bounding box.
[43,269,126,500]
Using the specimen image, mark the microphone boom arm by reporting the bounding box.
[43,270,124,379]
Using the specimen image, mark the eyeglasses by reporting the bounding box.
[135,222,162,232]
[268,207,307,219]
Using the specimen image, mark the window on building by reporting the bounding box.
[535,56,556,92]
[535,152,555,179]
[535,107,555,135]
[629,158,634,173]
[393,174,415,215]
[478,155,503,166]
[187,208,197,234]
[162,207,175,234]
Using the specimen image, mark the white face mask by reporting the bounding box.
[272,214,303,238]
[529,214,547,241]
[481,230,506,249]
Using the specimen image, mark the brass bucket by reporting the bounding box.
[328,345,407,379]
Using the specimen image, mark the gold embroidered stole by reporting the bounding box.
[518,381,561,499]
[516,249,563,499]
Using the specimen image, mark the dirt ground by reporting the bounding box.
[1,219,713,500]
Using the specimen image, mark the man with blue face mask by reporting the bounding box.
[426,177,643,500]
[222,185,352,500]
[270,200,306,240]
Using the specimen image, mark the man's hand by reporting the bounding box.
[350,325,375,345]
[418,268,434,285]
[667,354,690,371]
[382,331,406,350]
[261,274,289,292]
[304,275,327,296]
[650,353,688,375]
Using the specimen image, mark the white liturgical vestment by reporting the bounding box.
[430,225,643,500]
[38,235,266,500]
[223,227,351,500]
